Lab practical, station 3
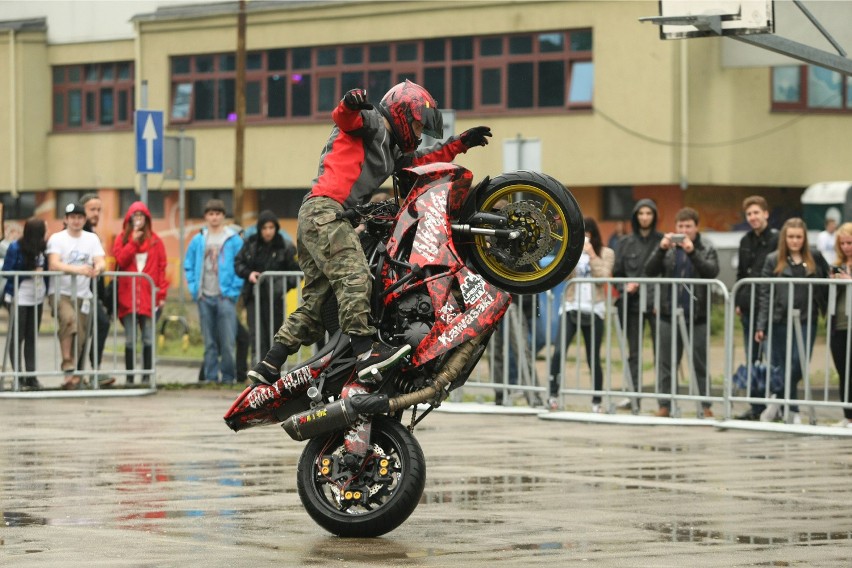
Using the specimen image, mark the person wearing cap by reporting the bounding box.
[184,198,244,384]
[817,209,840,265]
[46,202,106,389]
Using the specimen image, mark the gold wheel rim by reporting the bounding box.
[475,184,571,283]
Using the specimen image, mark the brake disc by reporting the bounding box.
[494,200,553,267]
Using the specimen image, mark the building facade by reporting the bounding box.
[1,0,850,287]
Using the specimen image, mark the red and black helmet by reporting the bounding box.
[378,80,443,153]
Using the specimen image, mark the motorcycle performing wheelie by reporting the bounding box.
[224,161,583,537]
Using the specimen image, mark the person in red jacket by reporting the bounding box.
[113,201,168,384]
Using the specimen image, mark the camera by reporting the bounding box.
[831,266,846,275]
[670,234,686,244]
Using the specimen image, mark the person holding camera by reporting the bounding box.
[113,201,168,384]
[645,207,719,418]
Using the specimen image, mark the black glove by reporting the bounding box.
[342,88,373,110]
[460,126,492,148]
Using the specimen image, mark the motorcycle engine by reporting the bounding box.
[394,292,434,350]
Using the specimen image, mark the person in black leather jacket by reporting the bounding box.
[612,199,662,410]
[645,207,719,418]
[755,218,828,423]
[734,195,779,420]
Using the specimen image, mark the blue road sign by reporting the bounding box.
[135,110,164,174]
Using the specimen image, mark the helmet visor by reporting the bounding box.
[420,106,443,140]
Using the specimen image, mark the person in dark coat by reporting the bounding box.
[755,218,828,424]
[734,195,779,420]
[645,207,720,418]
[234,210,299,365]
[612,199,663,410]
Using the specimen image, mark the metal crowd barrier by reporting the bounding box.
[460,276,851,424]
[726,277,852,424]
[1,270,157,396]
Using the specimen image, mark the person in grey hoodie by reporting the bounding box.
[612,199,662,411]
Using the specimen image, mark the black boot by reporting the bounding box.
[125,348,135,385]
[142,346,153,384]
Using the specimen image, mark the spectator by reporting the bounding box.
[47,202,106,389]
[248,82,490,386]
[2,218,48,390]
[490,198,545,407]
[645,207,719,418]
[492,292,544,407]
[113,201,168,385]
[549,217,615,412]
[607,220,625,253]
[0,221,23,307]
[234,210,298,366]
[817,209,840,265]
[756,218,829,423]
[829,222,852,428]
[612,199,662,411]
[184,199,244,384]
[77,193,114,386]
[734,195,779,420]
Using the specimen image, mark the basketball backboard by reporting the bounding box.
[642,0,774,40]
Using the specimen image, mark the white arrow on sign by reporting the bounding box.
[142,114,158,170]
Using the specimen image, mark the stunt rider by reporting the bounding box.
[247,80,492,386]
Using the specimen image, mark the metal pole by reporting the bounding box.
[140,80,148,206]
[178,128,186,313]
[233,0,247,225]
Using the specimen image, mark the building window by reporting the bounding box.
[52,62,135,131]
[1,192,37,219]
[257,189,310,219]
[169,29,593,124]
[118,190,165,219]
[602,186,634,221]
[187,190,234,219]
[772,64,852,112]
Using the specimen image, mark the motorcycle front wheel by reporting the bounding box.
[459,170,584,295]
[296,415,426,537]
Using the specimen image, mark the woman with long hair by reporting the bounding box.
[755,217,828,423]
[548,217,615,412]
[2,218,48,389]
[113,201,168,384]
[828,222,852,428]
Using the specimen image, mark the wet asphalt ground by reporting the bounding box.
[2,389,851,567]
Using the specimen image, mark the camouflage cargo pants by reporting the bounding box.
[274,196,374,349]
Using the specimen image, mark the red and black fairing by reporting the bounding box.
[384,163,511,366]
[224,351,335,431]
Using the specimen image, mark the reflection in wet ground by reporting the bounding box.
[2,394,852,566]
[643,521,852,545]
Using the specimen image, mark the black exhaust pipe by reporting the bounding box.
[281,394,389,441]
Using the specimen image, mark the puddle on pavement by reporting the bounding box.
[3,512,48,527]
[627,443,693,453]
[643,521,852,545]
[421,475,551,506]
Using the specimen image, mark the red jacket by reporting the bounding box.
[112,201,168,319]
[310,99,468,209]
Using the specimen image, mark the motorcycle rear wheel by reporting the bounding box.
[296,415,426,537]
[460,170,584,295]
